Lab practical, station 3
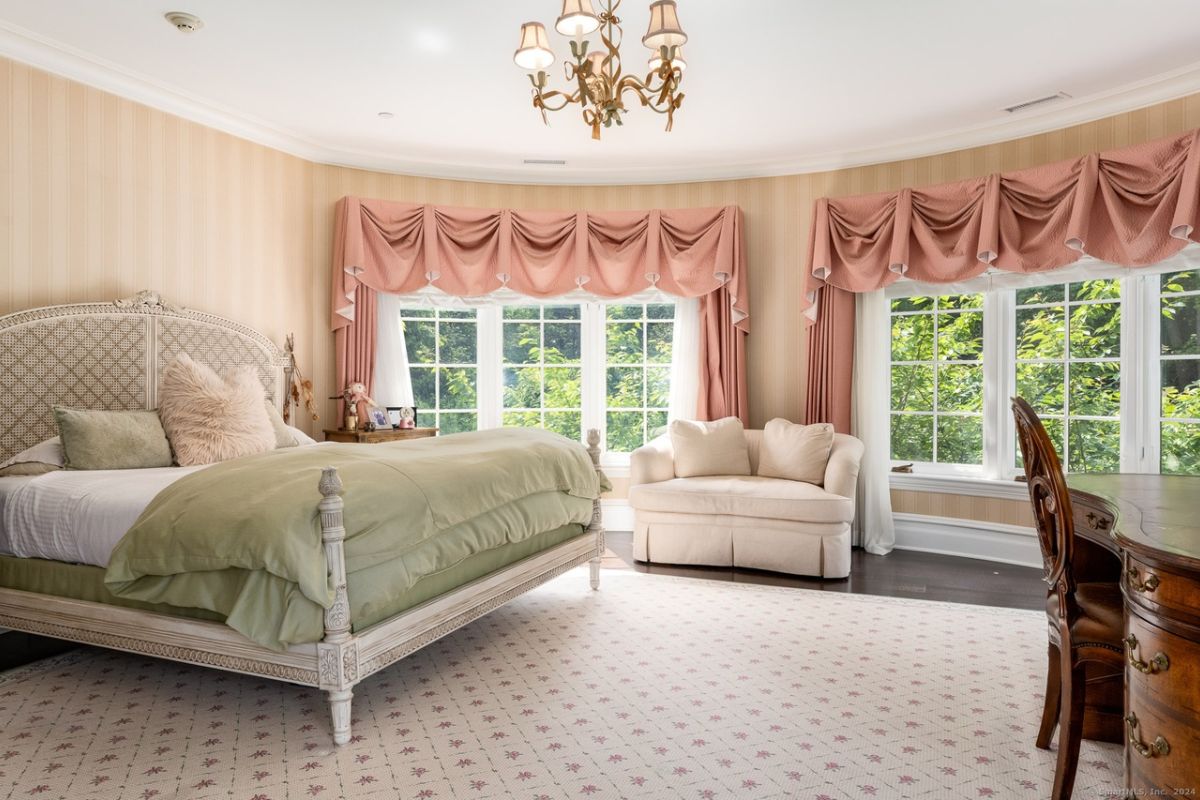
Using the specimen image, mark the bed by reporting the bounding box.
[0,291,605,745]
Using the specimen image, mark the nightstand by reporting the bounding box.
[323,427,438,444]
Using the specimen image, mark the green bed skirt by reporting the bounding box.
[0,521,586,636]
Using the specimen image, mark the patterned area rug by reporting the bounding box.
[0,569,1120,799]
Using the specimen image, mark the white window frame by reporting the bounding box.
[399,291,677,472]
[888,296,986,476]
[885,251,1200,497]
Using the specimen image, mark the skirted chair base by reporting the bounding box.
[633,512,852,578]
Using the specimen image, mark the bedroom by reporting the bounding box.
[0,1,1198,798]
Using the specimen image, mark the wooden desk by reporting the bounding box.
[1066,474,1200,795]
[323,427,437,444]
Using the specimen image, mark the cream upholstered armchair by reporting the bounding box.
[628,429,864,578]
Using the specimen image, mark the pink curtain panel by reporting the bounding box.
[802,128,1200,322]
[331,198,751,425]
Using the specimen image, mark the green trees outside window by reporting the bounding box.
[605,303,674,453]
[1161,271,1200,474]
[1015,279,1121,473]
[502,305,583,441]
[888,270,1200,478]
[401,307,478,434]
[889,294,984,465]
[397,301,676,453]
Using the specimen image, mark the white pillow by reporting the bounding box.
[158,354,277,466]
[0,437,65,477]
[669,417,751,478]
[756,418,834,485]
[288,425,317,446]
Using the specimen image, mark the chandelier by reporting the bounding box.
[513,0,688,140]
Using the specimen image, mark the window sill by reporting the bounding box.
[888,471,1029,502]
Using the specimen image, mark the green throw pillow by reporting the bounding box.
[53,407,174,470]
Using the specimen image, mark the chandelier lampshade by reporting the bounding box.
[514,22,555,70]
[642,0,687,50]
[648,46,685,72]
[555,0,601,36]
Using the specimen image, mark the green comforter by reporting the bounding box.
[104,428,601,650]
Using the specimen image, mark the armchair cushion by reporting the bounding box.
[629,475,854,525]
[756,418,834,485]
[669,417,751,478]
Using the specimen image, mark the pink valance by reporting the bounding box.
[803,128,1200,321]
[332,198,749,332]
[331,197,750,425]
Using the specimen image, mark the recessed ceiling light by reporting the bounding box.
[378,111,395,120]
[164,11,204,33]
[414,29,449,54]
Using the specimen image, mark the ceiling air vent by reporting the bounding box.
[523,159,567,166]
[1003,92,1071,114]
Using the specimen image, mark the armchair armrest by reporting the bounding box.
[824,434,865,500]
[630,435,675,487]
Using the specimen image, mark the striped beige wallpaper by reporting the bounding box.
[4,55,1199,520]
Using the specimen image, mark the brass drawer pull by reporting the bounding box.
[1085,511,1110,531]
[1124,634,1169,674]
[1126,567,1160,593]
[1125,713,1170,759]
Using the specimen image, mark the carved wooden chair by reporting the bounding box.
[1012,397,1124,800]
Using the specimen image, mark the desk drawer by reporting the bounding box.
[1125,615,1199,719]
[1072,495,1114,538]
[1125,683,1200,793]
[1125,557,1200,622]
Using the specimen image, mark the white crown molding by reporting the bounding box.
[3,18,1200,186]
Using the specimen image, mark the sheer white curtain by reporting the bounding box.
[374,292,414,408]
[852,290,895,554]
[668,296,700,422]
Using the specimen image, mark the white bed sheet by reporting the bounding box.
[0,467,205,567]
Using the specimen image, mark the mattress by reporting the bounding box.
[0,467,205,566]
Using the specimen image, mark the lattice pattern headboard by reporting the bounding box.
[0,291,290,461]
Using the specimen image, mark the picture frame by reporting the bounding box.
[387,406,418,429]
[367,406,391,430]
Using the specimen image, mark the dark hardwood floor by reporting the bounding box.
[1,537,1044,672]
[603,531,1045,611]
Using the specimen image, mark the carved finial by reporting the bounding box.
[114,290,181,313]
[585,428,601,468]
[319,467,344,498]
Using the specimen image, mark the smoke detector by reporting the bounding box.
[164,12,204,33]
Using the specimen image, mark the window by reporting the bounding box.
[889,294,984,466]
[401,307,478,433]
[885,262,1200,480]
[605,303,675,453]
[392,298,678,463]
[1160,270,1200,474]
[1014,280,1121,473]
[502,305,583,440]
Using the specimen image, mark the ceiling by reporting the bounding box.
[2,1,1200,184]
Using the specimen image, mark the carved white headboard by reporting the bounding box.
[0,291,291,461]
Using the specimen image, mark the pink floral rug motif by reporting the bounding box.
[0,569,1121,799]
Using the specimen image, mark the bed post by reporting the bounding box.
[586,429,605,590]
[317,467,358,746]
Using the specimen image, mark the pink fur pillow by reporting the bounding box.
[158,354,276,466]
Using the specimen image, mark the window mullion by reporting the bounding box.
[581,303,605,448]
[476,306,502,430]
[982,288,1013,480]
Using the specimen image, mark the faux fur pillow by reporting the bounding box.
[158,355,276,466]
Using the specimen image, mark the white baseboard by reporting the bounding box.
[892,512,1041,569]
[601,499,635,532]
